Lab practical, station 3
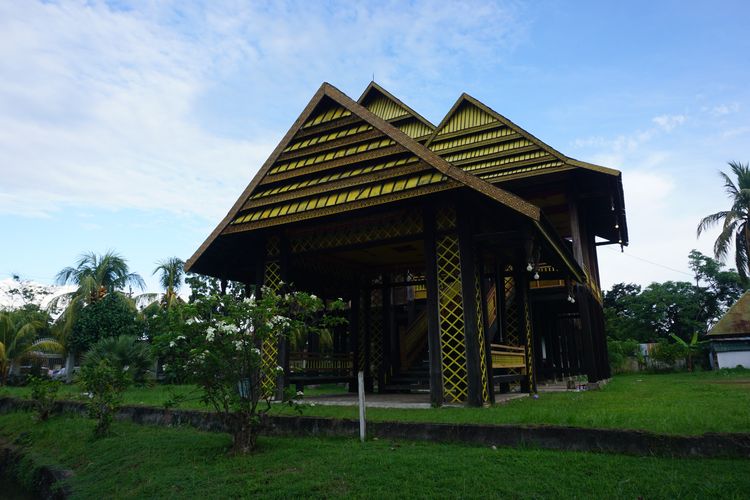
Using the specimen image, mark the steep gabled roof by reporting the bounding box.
[186,83,549,273]
[358,82,435,142]
[426,93,621,183]
[709,291,750,336]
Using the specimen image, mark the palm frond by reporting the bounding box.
[719,170,740,200]
[713,217,739,260]
[697,210,731,236]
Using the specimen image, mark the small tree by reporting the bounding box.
[80,358,130,438]
[669,332,707,372]
[173,286,345,453]
[28,375,62,421]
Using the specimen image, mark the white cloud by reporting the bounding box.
[0,1,527,220]
[652,114,686,132]
[706,102,740,117]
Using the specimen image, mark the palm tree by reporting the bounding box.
[55,250,146,304]
[697,161,750,281]
[51,250,145,382]
[153,257,184,308]
[0,311,63,385]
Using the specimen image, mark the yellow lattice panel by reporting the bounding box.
[503,272,522,384]
[524,299,534,392]
[269,138,395,175]
[232,172,446,225]
[436,234,467,403]
[365,94,410,121]
[290,211,423,253]
[475,269,490,403]
[435,206,456,231]
[284,124,373,152]
[437,102,496,136]
[250,157,418,200]
[302,105,351,128]
[261,259,281,398]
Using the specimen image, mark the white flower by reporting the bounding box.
[233,340,244,351]
[310,294,317,300]
[186,318,195,325]
[162,363,169,371]
[275,365,284,373]
[205,326,216,342]
[123,365,130,372]
[310,402,316,407]
[296,390,304,396]
[252,348,261,356]
[176,335,186,341]
[169,341,176,348]
[243,295,256,305]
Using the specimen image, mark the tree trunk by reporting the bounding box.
[231,420,262,454]
[65,351,75,384]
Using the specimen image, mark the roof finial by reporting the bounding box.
[372,72,375,83]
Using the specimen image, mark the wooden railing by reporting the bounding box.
[490,344,527,371]
[289,352,353,375]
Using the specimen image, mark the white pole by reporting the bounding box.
[358,370,366,443]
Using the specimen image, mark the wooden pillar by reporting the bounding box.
[423,206,444,406]
[574,284,599,382]
[348,285,360,393]
[457,206,487,407]
[379,275,392,392]
[478,255,496,404]
[363,288,373,393]
[515,266,537,393]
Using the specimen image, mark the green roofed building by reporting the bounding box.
[186,82,629,406]
[708,291,750,369]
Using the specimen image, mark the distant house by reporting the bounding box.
[708,291,750,369]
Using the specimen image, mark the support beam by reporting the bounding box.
[423,206,444,406]
[457,207,485,407]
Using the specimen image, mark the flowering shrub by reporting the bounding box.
[79,358,130,437]
[171,286,346,453]
[28,375,62,421]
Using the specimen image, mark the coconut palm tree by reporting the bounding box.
[697,161,750,281]
[51,250,145,382]
[153,257,184,308]
[0,311,63,385]
[55,250,145,304]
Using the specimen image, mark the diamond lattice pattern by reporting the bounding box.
[437,234,468,402]
[261,260,282,398]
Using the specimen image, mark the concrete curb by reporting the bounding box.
[1,397,749,459]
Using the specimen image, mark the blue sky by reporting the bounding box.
[2,0,749,293]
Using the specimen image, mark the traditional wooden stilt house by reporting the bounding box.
[186,82,628,406]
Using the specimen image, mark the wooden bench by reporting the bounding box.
[288,352,354,390]
[490,343,527,384]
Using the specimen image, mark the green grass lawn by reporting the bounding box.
[1,411,748,499]
[2,370,749,435]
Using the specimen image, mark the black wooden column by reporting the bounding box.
[574,284,599,382]
[515,265,537,393]
[457,208,484,407]
[423,206,444,406]
[478,255,496,404]
[379,275,392,392]
[348,284,360,393]
[362,287,373,393]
